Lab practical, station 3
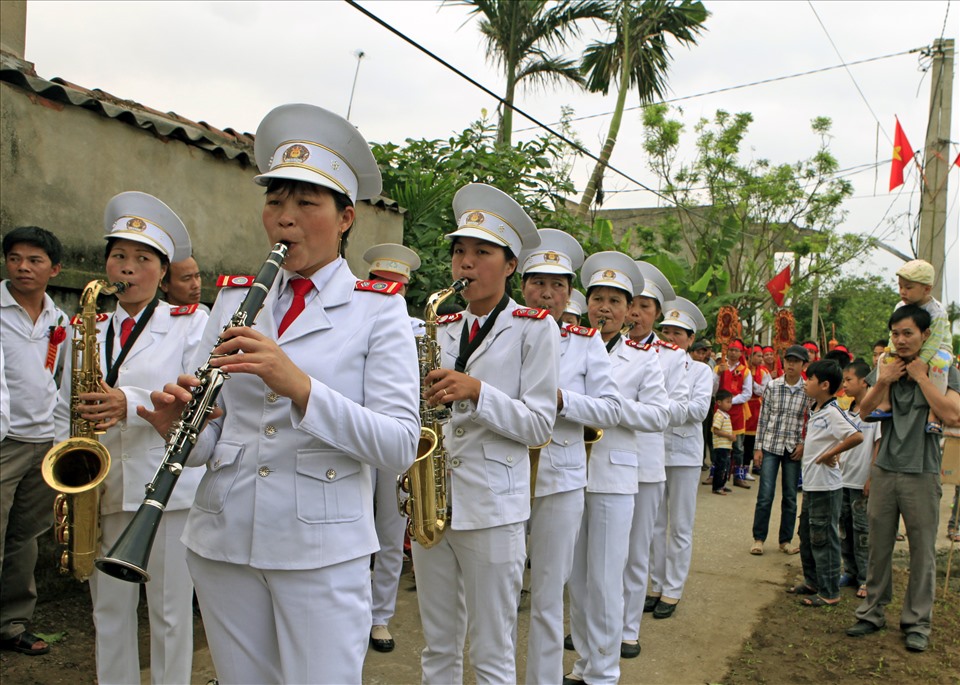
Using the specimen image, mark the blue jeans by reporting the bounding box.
[798,489,842,600]
[750,449,800,543]
[839,487,869,585]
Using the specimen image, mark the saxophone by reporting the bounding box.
[397,277,468,549]
[42,279,126,581]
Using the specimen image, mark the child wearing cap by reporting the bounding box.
[868,259,952,433]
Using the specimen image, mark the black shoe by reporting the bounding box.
[562,674,586,685]
[369,626,395,653]
[620,641,641,659]
[564,633,574,651]
[905,632,929,652]
[653,600,678,619]
[846,620,884,637]
[643,595,659,612]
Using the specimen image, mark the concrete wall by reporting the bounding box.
[0,76,402,310]
[0,1,26,58]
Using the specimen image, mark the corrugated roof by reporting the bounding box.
[0,51,402,212]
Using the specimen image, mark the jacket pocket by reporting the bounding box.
[482,440,522,495]
[548,442,580,470]
[608,449,638,467]
[193,441,245,514]
[295,450,363,524]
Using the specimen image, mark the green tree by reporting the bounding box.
[575,0,708,218]
[449,0,605,146]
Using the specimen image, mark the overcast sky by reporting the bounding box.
[22,0,960,305]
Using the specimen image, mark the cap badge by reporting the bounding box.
[331,160,341,171]
[126,217,147,232]
[498,224,506,234]
[466,211,485,224]
[602,269,617,279]
[282,144,310,164]
[669,310,680,319]
[544,251,560,263]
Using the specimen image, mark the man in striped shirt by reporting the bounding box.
[749,345,810,556]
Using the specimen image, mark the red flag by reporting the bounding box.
[954,152,960,167]
[765,266,791,307]
[889,118,914,191]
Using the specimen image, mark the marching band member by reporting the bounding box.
[414,183,559,684]
[565,253,669,685]
[560,289,587,327]
[518,229,621,685]
[58,192,207,685]
[139,104,419,684]
[648,297,714,618]
[361,242,423,654]
[621,261,689,656]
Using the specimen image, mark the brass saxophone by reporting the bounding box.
[397,277,468,549]
[42,279,126,581]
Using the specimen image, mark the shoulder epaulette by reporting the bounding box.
[436,313,463,325]
[217,275,255,288]
[169,304,199,316]
[656,339,680,351]
[71,313,109,325]
[355,279,402,295]
[567,325,598,338]
[626,339,652,351]
[513,307,550,320]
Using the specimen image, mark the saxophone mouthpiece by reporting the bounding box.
[113,281,130,294]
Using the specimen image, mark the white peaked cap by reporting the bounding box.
[519,228,584,277]
[362,243,421,284]
[103,191,191,262]
[564,290,587,317]
[634,261,676,305]
[253,103,382,203]
[447,183,539,257]
[660,297,708,333]
[581,251,644,297]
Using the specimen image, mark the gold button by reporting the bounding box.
[326,469,336,480]
[258,466,271,477]
[266,392,279,403]
[455,427,465,437]
[265,425,277,436]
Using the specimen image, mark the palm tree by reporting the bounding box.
[450,0,606,146]
[575,0,708,218]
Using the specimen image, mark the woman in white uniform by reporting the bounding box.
[59,191,207,685]
[518,229,621,685]
[565,253,669,685]
[621,261,689,657]
[139,104,420,684]
[649,297,714,618]
[414,183,559,685]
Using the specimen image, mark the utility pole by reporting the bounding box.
[346,50,365,121]
[917,38,954,298]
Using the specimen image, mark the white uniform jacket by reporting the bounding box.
[535,324,621,498]
[182,260,420,570]
[664,358,714,467]
[437,300,559,530]
[587,336,669,495]
[635,334,689,483]
[55,301,208,514]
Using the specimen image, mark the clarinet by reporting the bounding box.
[95,242,289,583]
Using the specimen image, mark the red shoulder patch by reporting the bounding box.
[656,340,680,351]
[626,339,652,351]
[512,307,549,320]
[567,325,597,338]
[71,313,108,325]
[169,304,199,316]
[217,275,255,288]
[355,279,402,295]
[436,313,463,325]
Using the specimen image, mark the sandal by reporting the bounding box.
[0,631,50,656]
[779,543,800,555]
[863,410,892,423]
[857,584,867,599]
[786,584,817,595]
[750,540,763,555]
[801,595,841,607]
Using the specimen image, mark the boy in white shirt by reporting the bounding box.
[791,360,863,607]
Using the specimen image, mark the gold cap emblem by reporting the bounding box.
[282,144,310,164]
[602,269,617,279]
[544,251,560,262]
[669,310,680,319]
[126,217,147,231]
[465,211,485,224]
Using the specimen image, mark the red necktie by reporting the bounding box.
[469,319,480,343]
[278,279,314,336]
[119,317,136,348]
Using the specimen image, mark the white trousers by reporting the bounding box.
[526,489,585,685]
[371,467,406,627]
[621,481,665,640]
[187,551,370,685]
[567,492,635,685]
[650,466,701,600]
[412,523,525,685]
[91,509,193,685]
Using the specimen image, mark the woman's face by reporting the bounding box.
[626,295,659,340]
[660,324,693,350]
[587,286,630,341]
[521,273,572,320]
[262,184,354,277]
[451,237,516,314]
[106,239,166,314]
